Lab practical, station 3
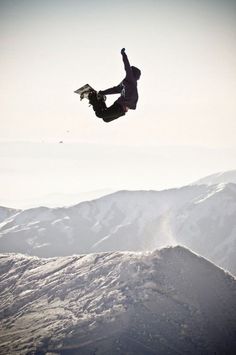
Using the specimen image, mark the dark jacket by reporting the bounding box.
[100,52,139,110]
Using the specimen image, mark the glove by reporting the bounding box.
[121,48,126,55]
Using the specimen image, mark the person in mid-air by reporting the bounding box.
[88,48,141,122]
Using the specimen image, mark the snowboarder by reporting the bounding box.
[87,48,141,122]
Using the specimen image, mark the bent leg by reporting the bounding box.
[89,92,107,115]
[96,102,125,122]
[89,92,125,122]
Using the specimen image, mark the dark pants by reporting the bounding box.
[89,94,125,122]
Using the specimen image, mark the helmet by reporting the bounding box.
[131,66,141,80]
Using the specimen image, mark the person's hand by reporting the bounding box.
[121,48,126,55]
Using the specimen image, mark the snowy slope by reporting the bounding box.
[0,246,235,355]
[193,169,236,185]
[0,182,236,274]
[0,206,19,223]
[0,186,205,255]
[172,183,236,275]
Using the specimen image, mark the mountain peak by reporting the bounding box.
[192,169,236,186]
[0,247,235,354]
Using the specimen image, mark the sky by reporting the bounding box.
[1,0,236,207]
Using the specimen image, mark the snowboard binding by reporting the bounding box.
[74,84,106,102]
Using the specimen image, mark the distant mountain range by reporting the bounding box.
[0,170,236,275]
[1,170,236,354]
[1,246,235,354]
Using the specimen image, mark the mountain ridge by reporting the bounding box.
[0,182,236,275]
[0,245,236,354]
[192,169,236,185]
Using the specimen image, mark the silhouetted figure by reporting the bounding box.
[89,48,141,122]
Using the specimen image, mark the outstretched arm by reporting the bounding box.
[99,84,122,95]
[121,48,133,78]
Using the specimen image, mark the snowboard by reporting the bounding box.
[74,84,95,100]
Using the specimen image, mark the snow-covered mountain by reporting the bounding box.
[0,180,236,275]
[193,169,236,185]
[0,246,235,354]
[0,206,19,223]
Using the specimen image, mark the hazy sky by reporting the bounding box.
[1,0,236,146]
[1,0,236,207]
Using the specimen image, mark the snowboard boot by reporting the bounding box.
[88,91,106,113]
[97,91,107,102]
[88,90,98,106]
